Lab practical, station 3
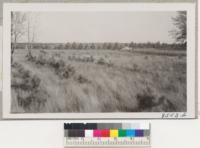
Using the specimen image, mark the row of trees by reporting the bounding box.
[13,42,186,50]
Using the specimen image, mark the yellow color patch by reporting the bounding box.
[110,129,118,137]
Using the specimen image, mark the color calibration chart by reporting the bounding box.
[64,123,151,147]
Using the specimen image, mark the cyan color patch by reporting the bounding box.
[126,130,135,137]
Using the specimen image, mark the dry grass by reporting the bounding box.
[11,49,186,113]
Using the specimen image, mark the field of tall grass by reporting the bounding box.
[11,48,186,113]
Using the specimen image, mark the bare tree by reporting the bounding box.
[26,12,38,58]
[11,12,27,64]
[11,12,38,63]
[170,11,187,44]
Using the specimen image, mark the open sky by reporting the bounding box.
[19,11,178,43]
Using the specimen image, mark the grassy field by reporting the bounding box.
[11,48,186,113]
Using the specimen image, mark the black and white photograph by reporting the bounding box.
[2,3,196,118]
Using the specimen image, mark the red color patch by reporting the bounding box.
[101,130,110,137]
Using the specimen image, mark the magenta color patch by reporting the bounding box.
[93,130,101,137]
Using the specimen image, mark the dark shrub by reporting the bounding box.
[40,50,47,54]
[48,56,56,66]
[12,63,41,91]
[136,87,177,112]
[48,56,65,70]
[152,96,176,112]
[97,57,106,65]
[17,91,32,110]
[12,62,23,69]
[54,53,61,57]
[56,59,65,69]
[58,65,75,79]
[75,75,90,84]
[36,54,47,65]
[132,64,140,72]
[17,89,48,111]
[89,55,94,62]
[27,89,48,110]
[31,75,41,89]
[26,52,36,62]
[136,89,156,110]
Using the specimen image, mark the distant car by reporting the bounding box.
[121,46,133,51]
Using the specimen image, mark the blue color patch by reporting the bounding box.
[126,130,135,137]
[135,130,144,137]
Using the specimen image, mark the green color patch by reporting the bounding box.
[118,129,127,137]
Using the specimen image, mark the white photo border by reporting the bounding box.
[3,3,196,119]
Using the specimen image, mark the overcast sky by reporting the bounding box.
[19,11,178,43]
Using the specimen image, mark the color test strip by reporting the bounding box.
[64,123,150,138]
[65,129,149,137]
[64,123,151,147]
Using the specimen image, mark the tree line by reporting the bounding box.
[13,42,186,51]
